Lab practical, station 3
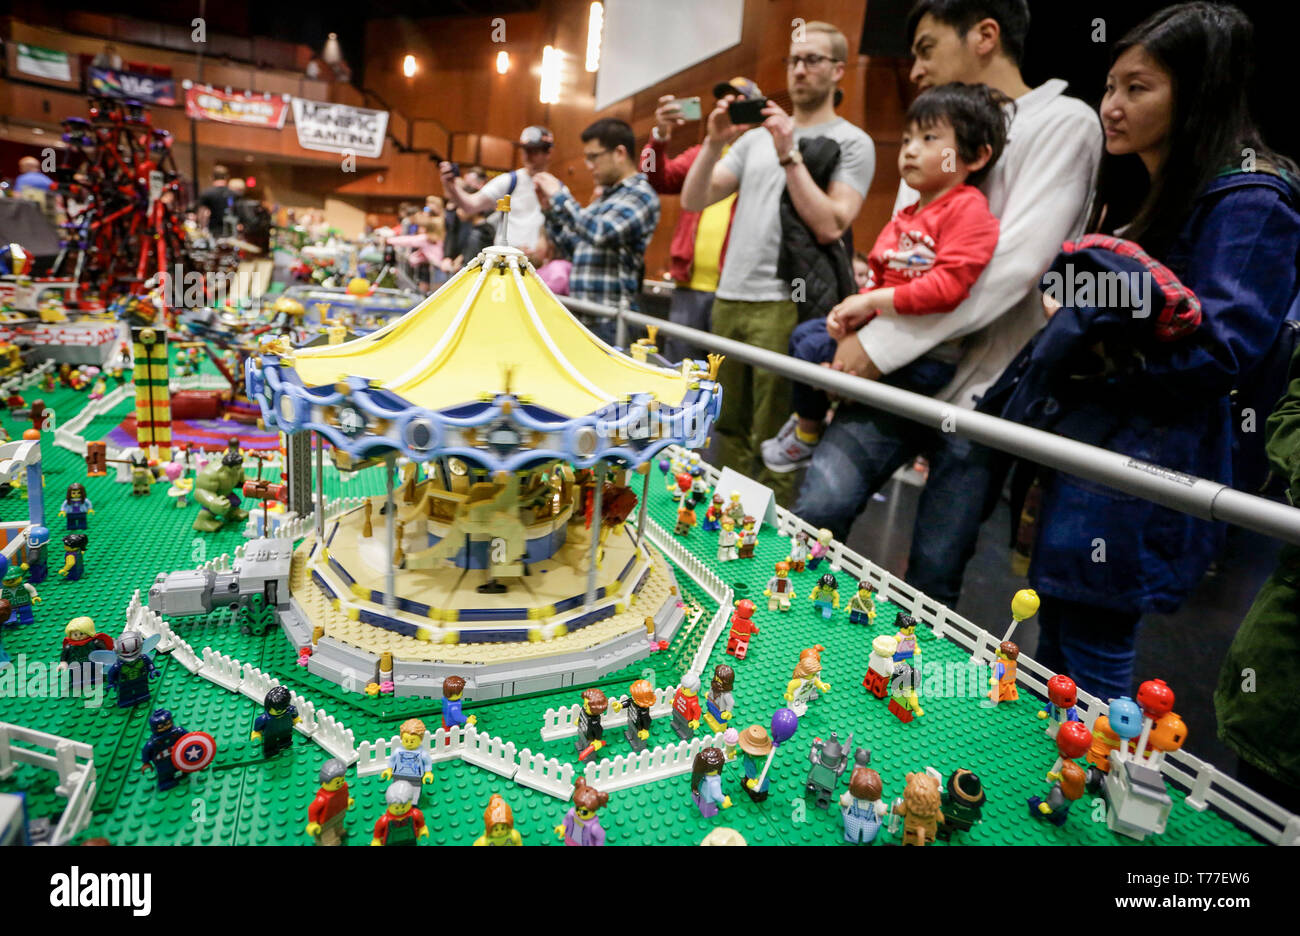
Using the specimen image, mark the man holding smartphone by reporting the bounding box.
[640,79,761,362]
[440,126,553,254]
[681,21,874,504]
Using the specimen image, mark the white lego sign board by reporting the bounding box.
[712,467,779,536]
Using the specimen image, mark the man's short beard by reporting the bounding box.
[792,85,832,112]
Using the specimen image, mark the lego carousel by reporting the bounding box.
[247,244,722,699]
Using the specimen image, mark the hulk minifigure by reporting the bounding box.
[192,443,250,533]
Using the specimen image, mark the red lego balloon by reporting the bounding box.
[1047,674,1077,708]
[1137,679,1175,719]
[1056,720,1092,760]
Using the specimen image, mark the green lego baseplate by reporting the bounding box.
[0,382,1265,845]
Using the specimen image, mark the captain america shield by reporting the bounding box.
[171,731,216,772]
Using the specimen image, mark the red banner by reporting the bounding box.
[185,85,289,129]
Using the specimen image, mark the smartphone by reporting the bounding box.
[447,162,461,178]
[676,96,702,121]
[728,96,768,126]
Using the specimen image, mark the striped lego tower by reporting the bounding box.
[131,325,171,459]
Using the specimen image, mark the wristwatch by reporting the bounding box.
[779,148,803,167]
[651,126,668,142]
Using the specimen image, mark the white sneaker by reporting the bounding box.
[761,415,816,473]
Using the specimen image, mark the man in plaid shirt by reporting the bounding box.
[534,118,660,343]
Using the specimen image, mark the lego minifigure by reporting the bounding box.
[1037,674,1081,737]
[725,598,759,659]
[702,494,724,532]
[671,471,691,502]
[370,781,428,846]
[1046,721,1093,781]
[0,556,41,627]
[24,525,49,585]
[60,482,94,531]
[988,640,1019,704]
[473,793,522,845]
[785,645,830,716]
[806,732,864,810]
[575,688,622,758]
[98,630,160,707]
[722,726,739,760]
[808,573,840,620]
[738,725,773,803]
[806,528,833,570]
[888,663,925,722]
[787,530,810,572]
[893,613,919,661]
[621,679,657,751]
[687,469,710,509]
[704,664,735,732]
[764,561,796,612]
[847,580,877,625]
[717,516,739,562]
[862,635,898,699]
[737,515,758,558]
[57,533,88,581]
[58,617,113,688]
[937,769,986,841]
[840,767,887,844]
[381,718,434,803]
[305,758,354,846]
[674,499,696,536]
[192,444,250,533]
[671,672,703,741]
[691,747,732,817]
[129,452,153,495]
[441,676,477,731]
[896,771,945,846]
[555,778,608,846]
[1084,714,1123,791]
[140,708,214,791]
[725,490,745,525]
[251,685,300,757]
[1028,761,1086,827]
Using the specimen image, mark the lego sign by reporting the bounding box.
[88,66,176,106]
[185,85,289,129]
[291,99,389,159]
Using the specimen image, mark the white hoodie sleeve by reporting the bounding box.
[858,101,1102,377]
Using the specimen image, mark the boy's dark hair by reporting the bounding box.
[212,164,230,182]
[906,0,1031,65]
[905,82,1014,187]
[581,118,636,160]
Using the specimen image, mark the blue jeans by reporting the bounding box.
[663,286,715,362]
[1033,598,1139,703]
[793,403,995,608]
[788,318,956,420]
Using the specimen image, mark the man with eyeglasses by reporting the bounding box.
[440,127,553,254]
[681,20,875,505]
[534,118,661,344]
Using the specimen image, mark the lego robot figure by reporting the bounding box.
[840,767,887,844]
[671,672,703,741]
[764,561,796,612]
[725,599,759,659]
[251,685,300,757]
[862,635,898,699]
[806,732,867,811]
[306,758,354,846]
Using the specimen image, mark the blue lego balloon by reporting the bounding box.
[770,707,799,746]
[28,526,50,549]
[1109,696,1143,740]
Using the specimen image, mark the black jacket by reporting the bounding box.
[776,136,856,322]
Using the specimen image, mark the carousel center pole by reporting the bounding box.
[384,452,397,609]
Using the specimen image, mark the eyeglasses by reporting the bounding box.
[783,54,841,69]
[583,149,610,164]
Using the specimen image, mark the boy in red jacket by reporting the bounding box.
[763,82,1010,473]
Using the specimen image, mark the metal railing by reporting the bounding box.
[560,296,1300,547]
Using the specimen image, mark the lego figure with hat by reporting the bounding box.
[60,483,94,531]
[555,778,608,846]
[382,718,434,802]
[674,496,697,536]
[888,663,925,723]
[671,471,691,503]
[140,708,206,792]
[672,672,703,740]
[305,758,354,846]
[738,725,773,802]
[847,580,877,625]
[441,675,477,732]
[24,525,50,584]
[737,516,758,558]
[764,561,796,612]
[474,793,522,845]
[129,452,154,496]
[725,490,745,525]
[840,767,887,844]
[704,664,735,733]
[691,747,732,817]
[702,494,725,532]
[576,688,622,759]
[1038,674,1081,737]
[937,769,986,841]
[807,528,833,571]
[806,732,866,811]
[687,468,710,509]
[725,598,759,659]
[896,771,945,846]
[251,685,300,757]
[785,645,830,716]
[863,635,898,699]
[621,679,657,751]
[0,555,40,627]
[808,573,840,620]
[988,640,1020,704]
[57,533,88,581]
[370,781,428,846]
[717,515,739,562]
[1028,761,1087,827]
[58,617,113,688]
[787,530,810,572]
[98,630,160,707]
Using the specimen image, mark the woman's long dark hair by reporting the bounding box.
[1088,2,1297,258]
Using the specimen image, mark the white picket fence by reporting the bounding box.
[581,731,725,793]
[0,722,97,845]
[640,514,735,677]
[123,589,358,765]
[266,496,367,543]
[540,684,679,741]
[52,382,134,457]
[0,359,54,396]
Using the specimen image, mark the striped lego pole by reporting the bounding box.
[131,325,171,460]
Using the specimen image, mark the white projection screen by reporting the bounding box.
[594,0,745,111]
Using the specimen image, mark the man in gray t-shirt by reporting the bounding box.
[682,21,874,502]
